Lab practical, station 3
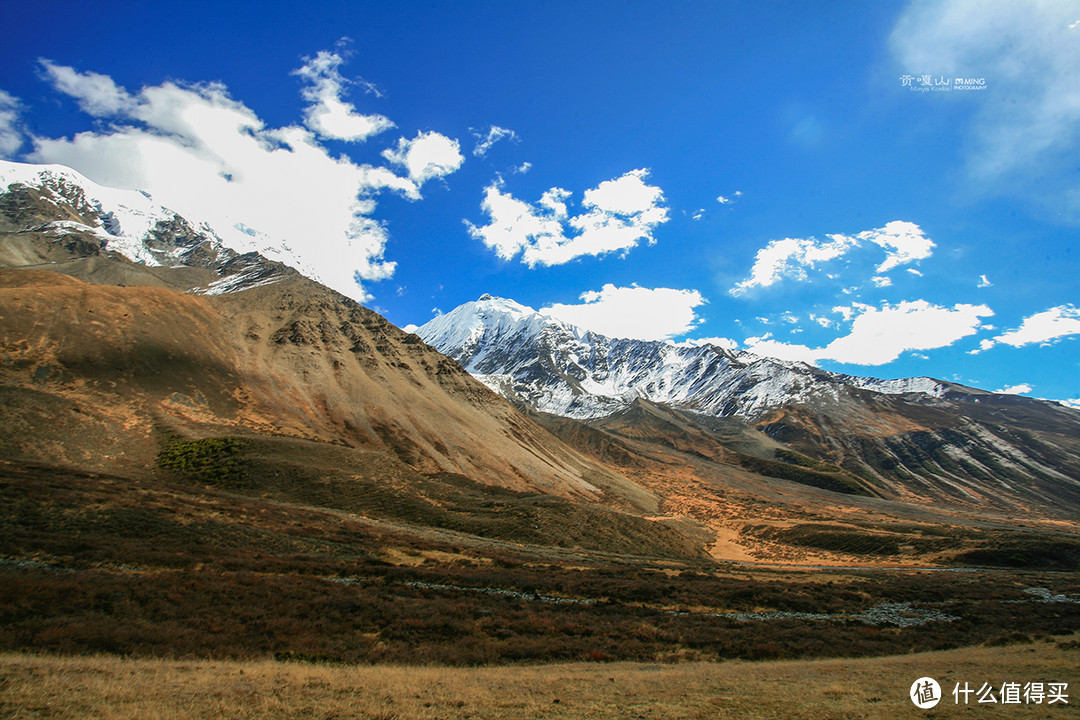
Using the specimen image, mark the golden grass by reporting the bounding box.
[2,637,1078,719]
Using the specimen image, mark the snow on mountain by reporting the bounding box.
[1,161,180,264]
[0,160,291,293]
[417,294,949,421]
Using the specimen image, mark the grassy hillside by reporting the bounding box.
[3,636,1079,719]
[3,460,1080,666]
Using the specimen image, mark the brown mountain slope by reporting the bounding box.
[0,266,664,520]
[210,273,656,508]
[753,390,1080,515]
[530,398,1080,568]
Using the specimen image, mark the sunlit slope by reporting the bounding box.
[0,268,661,515]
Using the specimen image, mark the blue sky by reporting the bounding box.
[1,0,1078,404]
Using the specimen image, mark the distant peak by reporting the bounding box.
[465,294,536,316]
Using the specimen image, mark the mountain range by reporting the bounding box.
[3,158,1080,569]
[417,294,1080,517]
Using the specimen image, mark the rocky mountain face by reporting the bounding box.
[417,295,948,420]
[418,296,1080,516]
[0,160,294,296]
[0,161,662,527]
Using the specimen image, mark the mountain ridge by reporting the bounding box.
[415,294,1016,417]
[418,294,1080,517]
[0,161,685,551]
[0,159,298,297]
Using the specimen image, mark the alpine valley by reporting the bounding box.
[2,159,1080,670]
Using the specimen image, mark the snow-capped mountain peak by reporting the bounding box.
[417,295,950,421]
[0,160,291,294]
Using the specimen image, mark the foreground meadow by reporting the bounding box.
[3,636,1079,719]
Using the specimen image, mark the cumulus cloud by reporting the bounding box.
[732,234,855,295]
[471,125,519,157]
[467,169,669,267]
[381,131,464,194]
[745,300,993,365]
[293,50,394,142]
[0,90,22,155]
[30,55,462,302]
[996,383,1033,395]
[743,335,819,365]
[891,1,1080,215]
[989,305,1080,348]
[540,284,705,341]
[859,221,935,272]
[676,336,740,351]
[716,190,742,204]
[38,59,134,116]
[731,220,934,295]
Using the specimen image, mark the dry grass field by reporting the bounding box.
[2,636,1079,719]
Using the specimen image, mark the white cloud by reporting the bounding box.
[467,169,668,267]
[582,170,666,216]
[996,383,1032,395]
[872,276,893,287]
[857,220,935,273]
[471,125,519,157]
[467,184,566,263]
[732,234,855,295]
[541,284,705,341]
[745,337,819,365]
[676,336,740,351]
[30,55,462,303]
[0,90,22,155]
[978,274,992,288]
[293,50,394,142]
[39,59,134,116]
[745,300,993,365]
[891,1,1080,215]
[381,131,464,193]
[692,208,705,220]
[513,162,532,174]
[991,305,1080,347]
[731,220,934,295]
